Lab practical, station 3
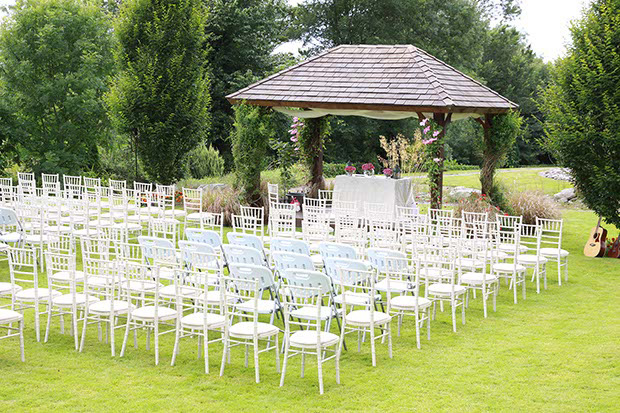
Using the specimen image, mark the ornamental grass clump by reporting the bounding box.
[454,193,502,221]
[509,190,561,225]
[202,187,241,226]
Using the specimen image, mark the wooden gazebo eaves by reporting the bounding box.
[226,44,518,119]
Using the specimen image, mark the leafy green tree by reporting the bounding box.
[230,103,274,205]
[539,0,620,227]
[205,0,291,163]
[107,0,211,184]
[0,0,114,175]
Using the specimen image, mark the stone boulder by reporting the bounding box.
[553,187,577,203]
[448,186,481,200]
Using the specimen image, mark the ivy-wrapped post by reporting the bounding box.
[478,114,495,197]
[300,116,330,198]
[230,103,273,206]
[420,113,451,210]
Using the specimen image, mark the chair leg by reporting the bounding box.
[34,302,41,342]
[19,318,25,362]
[370,327,377,367]
[154,322,160,366]
[204,332,209,374]
[44,305,53,343]
[79,312,88,352]
[275,334,280,374]
[387,323,393,359]
[171,325,180,366]
[253,336,260,383]
[317,345,324,395]
[219,337,228,377]
[301,352,305,378]
[120,315,131,357]
[513,274,518,304]
[557,260,562,286]
[280,340,289,387]
[73,308,79,351]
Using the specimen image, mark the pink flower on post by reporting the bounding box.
[423,126,431,134]
[422,137,438,145]
[433,130,440,137]
[290,136,298,142]
[433,158,441,163]
[419,118,428,126]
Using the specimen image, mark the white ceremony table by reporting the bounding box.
[332,174,416,218]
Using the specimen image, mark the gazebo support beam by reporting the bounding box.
[431,112,452,209]
[478,114,496,197]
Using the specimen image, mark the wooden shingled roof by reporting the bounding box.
[227,44,518,115]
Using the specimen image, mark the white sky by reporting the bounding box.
[0,0,589,62]
[278,0,591,62]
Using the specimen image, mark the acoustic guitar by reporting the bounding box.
[584,217,607,257]
[607,235,620,258]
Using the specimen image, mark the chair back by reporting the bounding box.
[185,228,222,249]
[270,238,311,255]
[221,244,264,266]
[272,251,314,274]
[318,241,357,260]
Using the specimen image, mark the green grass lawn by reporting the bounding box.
[442,167,573,196]
[1,210,619,411]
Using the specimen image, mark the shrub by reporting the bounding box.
[187,142,225,178]
[202,186,241,226]
[454,193,503,221]
[509,190,561,225]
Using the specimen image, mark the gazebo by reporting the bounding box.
[227,44,518,207]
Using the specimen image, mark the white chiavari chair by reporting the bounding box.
[9,247,61,341]
[42,173,60,197]
[120,263,177,365]
[537,218,569,286]
[269,202,296,240]
[279,283,341,395]
[170,266,225,373]
[337,264,392,367]
[518,223,548,294]
[219,273,281,383]
[492,222,527,304]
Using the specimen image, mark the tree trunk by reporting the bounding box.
[478,115,495,197]
[430,113,451,210]
[306,117,326,198]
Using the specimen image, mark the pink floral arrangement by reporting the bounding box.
[345,165,356,173]
[362,163,375,171]
[383,168,393,176]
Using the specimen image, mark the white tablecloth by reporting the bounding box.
[333,174,416,217]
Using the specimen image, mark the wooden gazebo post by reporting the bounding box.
[431,112,452,209]
[305,116,327,198]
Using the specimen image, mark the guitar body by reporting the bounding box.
[607,236,620,258]
[584,225,607,257]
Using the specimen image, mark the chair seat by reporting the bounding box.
[163,210,186,218]
[345,310,391,326]
[460,272,498,285]
[199,290,228,304]
[89,299,134,315]
[73,228,101,238]
[540,248,569,257]
[237,299,278,314]
[15,288,62,302]
[517,255,548,265]
[229,321,279,338]
[422,268,454,280]
[52,293,100,307]
[289,330,339,348]
[375,278,409,293]
[491,250,509,260]
[44,225,72,234]
[310,254,324,266]
[50,270,85,283]
[112,222,142,232]
[493,263,526,272]
[24,234,48,244]
[126,280,162,291]
[0,232,22,243]
[499,243,528,254]
[334,292,374,306]
[427,283,467,296]
[458,258,485,269]
[291,305,333,320]
[180,312,226,329]
[160,284,200,299]
[131,305,177,321]
[390,295,432,310]
[0,308,23,324]
[186,212,213,221]
[0,282,22,295]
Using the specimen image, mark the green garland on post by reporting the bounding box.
[298,116,331,197]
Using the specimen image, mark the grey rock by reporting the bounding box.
[540,168,572,182]
[197,183,228,192]
[448,186,481,200]
[553,187,576,203]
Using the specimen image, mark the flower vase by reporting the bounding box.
[364,170,374,177]
[346,171,354,177]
